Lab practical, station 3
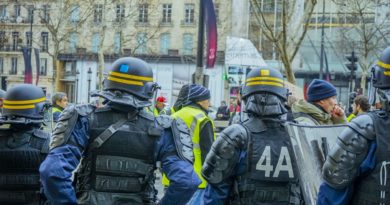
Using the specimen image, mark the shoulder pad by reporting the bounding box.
[155,114,173,129]
[33,129,50,140]
[322,126,370,189]
[349,114,375,140]
[94,106,111,113]
[202,123,248,184]
[242,117,267,133]
[50,105,80,150]
[75,104,95,116]
[172,118,194,163]
[220,124,249,149]
[138,108,155,121]
[31,129,50,154]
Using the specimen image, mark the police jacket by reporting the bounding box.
[0,125,50,205]
[39,104,201,205]
[317,111,388,205]
[202,117,301,205]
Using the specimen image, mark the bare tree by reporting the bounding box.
[89,0,162,90]
[38,0,94,90]
[250,0,317,84]
[332,0,390,93]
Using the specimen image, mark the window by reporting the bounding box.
[184,4,195,24]
[135,32,147,54]
[160,33,170,54]
[27,5,34,23]
[41,32,48,52]
[12,31,19,51]
[183,33,193,55]
[138,4,148,23]
[0,5,7,18]
[42,5,50,23]
[94,4,103,23]
[0,57,3,74]
[40,58,47,75]
[69,32,78,52]
[11,57,17,75]
[26,32,32,47]
[116,4,125,22]
[70,4,79,23]
[114,32,121,54]
[162,4,172,23]
[92,33,100,53]
[14,5,21,17]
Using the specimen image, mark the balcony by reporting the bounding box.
[181,20,196,27]
[0,44,22,52]
[159,20,173,27]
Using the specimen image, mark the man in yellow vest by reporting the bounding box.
[51,92,68,122]
[153,96,168,116]
[162,84,215,205]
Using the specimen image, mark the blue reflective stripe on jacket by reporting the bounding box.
[40,116,200,205]
[316,142,377,205]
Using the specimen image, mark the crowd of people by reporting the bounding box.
[0,46,390,205]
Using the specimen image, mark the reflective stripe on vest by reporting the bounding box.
[153,107,160,116]
[162,106,215,188]
[52,107,62,114]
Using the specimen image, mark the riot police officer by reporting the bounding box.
[202,68,303,204]
[317,46,390,204]
[0,89,5,110]
[0,84,51,204]
[39,57,200,205]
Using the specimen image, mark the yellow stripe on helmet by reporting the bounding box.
[246,81,283,87]
[107,76,144,86]
[378,61,390,70]
[3,97,46,105]
[246,76,283,83]
[109,71,153,82]
[3,104,35,109]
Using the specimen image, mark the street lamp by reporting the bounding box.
[87,67,92,103]
[75,70,80,103]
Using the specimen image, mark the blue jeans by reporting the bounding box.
[187,189,205,205]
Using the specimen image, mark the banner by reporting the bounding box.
[204,0,217,68]
[34,48,40,85]
[22,46,32,84]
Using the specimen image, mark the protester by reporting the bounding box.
[216,100,229,120]
[162,84,215,205]
[346,94,370,122]
[51,92,68,122]
[292,79,346,125]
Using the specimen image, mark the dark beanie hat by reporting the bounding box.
[187,84,210,103]
[307,79,337,102]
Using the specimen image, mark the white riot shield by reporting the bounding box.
[285,123,348,205]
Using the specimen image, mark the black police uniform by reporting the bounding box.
[202,68,302,205]
[0,84,50,205]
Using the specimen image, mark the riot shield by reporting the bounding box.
[285,122,348,205]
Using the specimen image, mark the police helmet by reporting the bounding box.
[373,46,390,89]
[242,68,288,100]
[104,57,155,100]
[2,84,47,119]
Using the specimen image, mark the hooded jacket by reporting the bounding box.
[292,99,346,125]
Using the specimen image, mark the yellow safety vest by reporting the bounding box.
[52,107,62,114]
[162,106,215,188]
